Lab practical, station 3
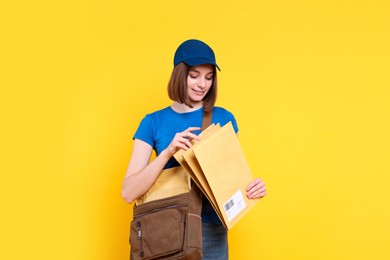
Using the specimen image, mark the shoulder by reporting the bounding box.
[212,106,239,132]
[141,106,172,122]
[134,107,172,144]
[212,106,236,118]
[136,107,171,132]
[145,106,171,118]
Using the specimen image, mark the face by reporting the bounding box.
[187,64,214,106]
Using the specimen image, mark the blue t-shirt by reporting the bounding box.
[133,106,239,224]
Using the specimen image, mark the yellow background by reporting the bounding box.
[1,0,389,259]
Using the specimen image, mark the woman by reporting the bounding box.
[122,39,267,259]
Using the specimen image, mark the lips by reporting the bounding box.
[192,88,205,96]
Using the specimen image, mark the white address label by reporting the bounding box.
[223,190,246,222]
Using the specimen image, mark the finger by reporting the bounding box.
[256,181,265,189]
[174,142,190,151]
[247,190,256,199]
[177,143,190,151]
[247,182,266,198]
[184,128,201,141]
[180,137,193,149]
[174,133,191,144]
[257,185,266,193]
[246,185,257,196]
[167,142,186,155]
[180,132,200,142]
[250,192,266,199]
[248,189,267,199]
[246,178,261,192]
[185,127,201,132]
[257,190,267,198]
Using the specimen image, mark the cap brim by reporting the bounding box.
[183,57,221,71]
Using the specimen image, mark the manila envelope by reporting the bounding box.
[174,124,226,225]
[192,121,259,230]
[182,147,225,227]
[135,166,191,205]
[173,123,220,193]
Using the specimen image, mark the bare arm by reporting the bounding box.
[121,139,171,203]
[121,127,201,204]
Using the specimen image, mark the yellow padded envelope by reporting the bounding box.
[136,166,191,205]
[192,122,259,230]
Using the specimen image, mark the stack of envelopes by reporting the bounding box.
[174,121,259,230]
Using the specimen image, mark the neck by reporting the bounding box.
[171,101,203,113]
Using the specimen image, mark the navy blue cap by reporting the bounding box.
[173,39,220,71]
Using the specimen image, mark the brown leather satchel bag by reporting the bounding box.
[130,183,203,260]
[129,110,212,260]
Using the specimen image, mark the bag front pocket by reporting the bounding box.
[130,208,185,260]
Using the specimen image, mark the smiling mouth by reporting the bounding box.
[192,89,205,95]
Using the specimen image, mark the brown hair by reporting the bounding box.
[167,62,217,112]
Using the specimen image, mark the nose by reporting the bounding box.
[197,78,206,89]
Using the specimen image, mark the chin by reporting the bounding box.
[190,96,204,102]
[189,99,203,105]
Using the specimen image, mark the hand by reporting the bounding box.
[166,127,201,156]
[246,178,267,199]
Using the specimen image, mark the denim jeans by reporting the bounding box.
[202,222,228,260]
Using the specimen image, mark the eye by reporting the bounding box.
[205,73,213,81]
[189,73,198,79]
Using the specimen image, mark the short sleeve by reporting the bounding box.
[224,109,239,133]
[230,114,239,133]
[133,115,155,148]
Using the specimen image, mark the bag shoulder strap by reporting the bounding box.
[201,108,212,131]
